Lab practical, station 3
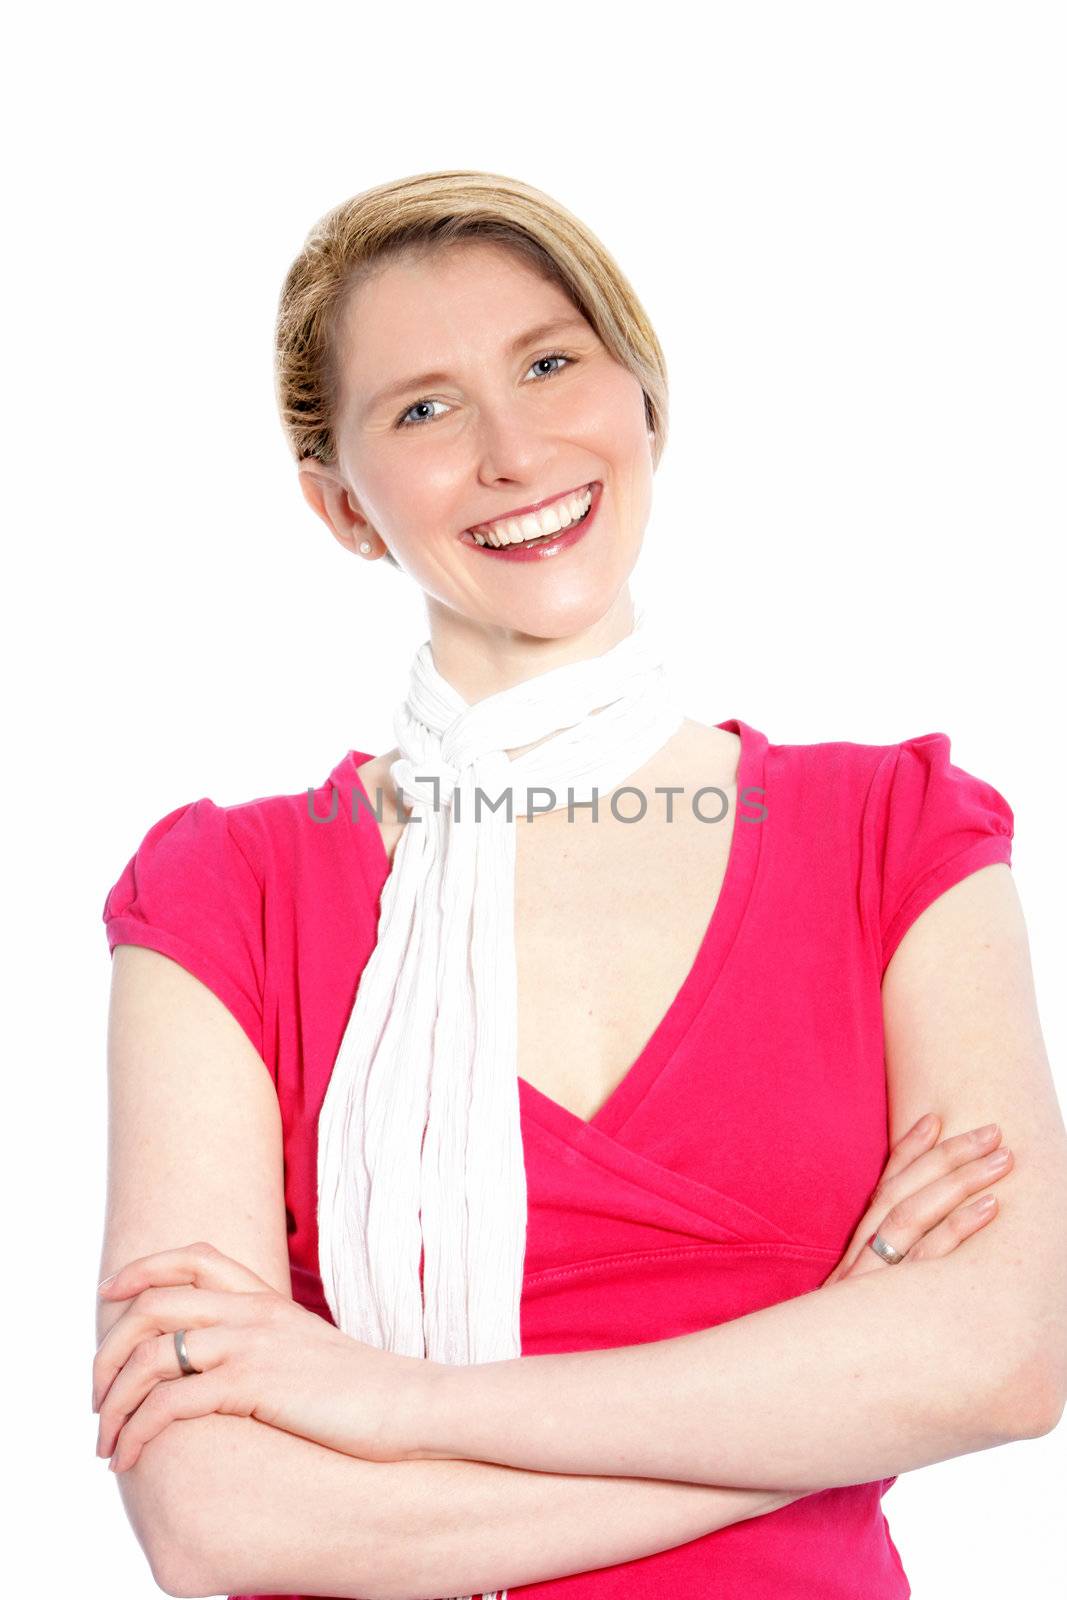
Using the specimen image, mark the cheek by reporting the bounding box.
[378,463,467,547]
[569,370,649,454]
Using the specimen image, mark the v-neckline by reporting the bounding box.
[341,716,768,1144]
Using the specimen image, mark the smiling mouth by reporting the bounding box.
[459,481,603,559]
[464,481,599,548]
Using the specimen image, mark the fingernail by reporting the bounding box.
[98,1273,117,1291]
[971,1194,996,1213]
[916,1114,937,1134]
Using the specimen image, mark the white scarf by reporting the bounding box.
[316,606,683,1600]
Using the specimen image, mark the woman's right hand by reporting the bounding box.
[820,1114,1013,1286]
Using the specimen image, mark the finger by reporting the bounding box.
[872,1122,1002,1221]
[109,1368,230,1474]
[837,1122,1005,1281]
[920,1121,1003,1176]
[891,1123,1004,1205]
[881,1145,1013,1256]
[97,1330,196,1458]
[98,1240,270,1303]
[94,1285,261,1412]
[98,1323,230,1458]
[876,1114,941,1189]
[838,1228,906,1279]
[902,1193,999,1265]
[847,1146,1013,1278]
[831,1116,942,1275]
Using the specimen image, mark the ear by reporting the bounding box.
[297,461,374,557]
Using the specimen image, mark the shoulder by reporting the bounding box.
[200,745,383,868]
[103,746,380,910]
[756,723,1011,807]
[100,748,381,1059]
[865,728,1015,850]
[751,726,898,829]
[763,725,896,775]
[749,724,1013,864]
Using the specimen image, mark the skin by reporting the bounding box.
[297,238,656,726]
[92,242,1056,1596]
[297,238,743,1126]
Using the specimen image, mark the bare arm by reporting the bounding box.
[98,948,803,1599]
[415,1253,1038,1492]
[152,1411,801,1599]
[411,869,1067,1489]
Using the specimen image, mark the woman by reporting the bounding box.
[94,171,1063,1600]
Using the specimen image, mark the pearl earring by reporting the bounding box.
[359,539,372,555]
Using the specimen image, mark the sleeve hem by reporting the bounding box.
[881,834,1013,978]
[105,919,267,1065]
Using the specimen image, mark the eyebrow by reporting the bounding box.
[360,314,592,419]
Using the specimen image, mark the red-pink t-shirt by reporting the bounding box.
[101,718,1014,1600]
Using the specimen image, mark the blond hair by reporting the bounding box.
[275,170,669,568]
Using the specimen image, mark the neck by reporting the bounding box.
[422,590,638,763]
[424,588,637,705]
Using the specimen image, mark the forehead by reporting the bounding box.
[342,239,569,337]
[336,243,590,406]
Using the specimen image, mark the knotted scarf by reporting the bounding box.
[316,605,684,1600]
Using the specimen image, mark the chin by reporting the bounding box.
[489,584,637,643]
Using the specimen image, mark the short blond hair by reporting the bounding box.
[275,170,669,567]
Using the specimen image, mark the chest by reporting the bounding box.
[511,792,736,1123]
[355,738,741,1128]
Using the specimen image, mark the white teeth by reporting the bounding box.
[471,486,593,548]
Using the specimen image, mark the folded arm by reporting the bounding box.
[413,868,1067,1489]
[99,948,805,1598]
[416,1244,1045,1493]
[147,1410,803,1599]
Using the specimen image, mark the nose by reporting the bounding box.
[471,402,556,488]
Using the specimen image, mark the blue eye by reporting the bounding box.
[528,353,571,379]
[397,398,446,429]
[394,351,577,430]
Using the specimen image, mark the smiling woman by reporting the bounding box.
[275,174,667,612]
[98,169,1065,1600]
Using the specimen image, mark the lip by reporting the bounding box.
[460,480,602,561]
[463,480,599,537]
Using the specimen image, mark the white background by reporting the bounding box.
[5,2,1064,1594]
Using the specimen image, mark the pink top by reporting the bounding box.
[101,718,1014,1600]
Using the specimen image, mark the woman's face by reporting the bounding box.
[302,241,654,642]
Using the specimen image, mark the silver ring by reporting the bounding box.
[174,1328,200,1375]
[867,1230,906,1264]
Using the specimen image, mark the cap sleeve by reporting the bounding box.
[878,732,1014,976]
[102,798,266,1061]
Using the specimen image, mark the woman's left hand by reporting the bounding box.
[93,1241,434,1473]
